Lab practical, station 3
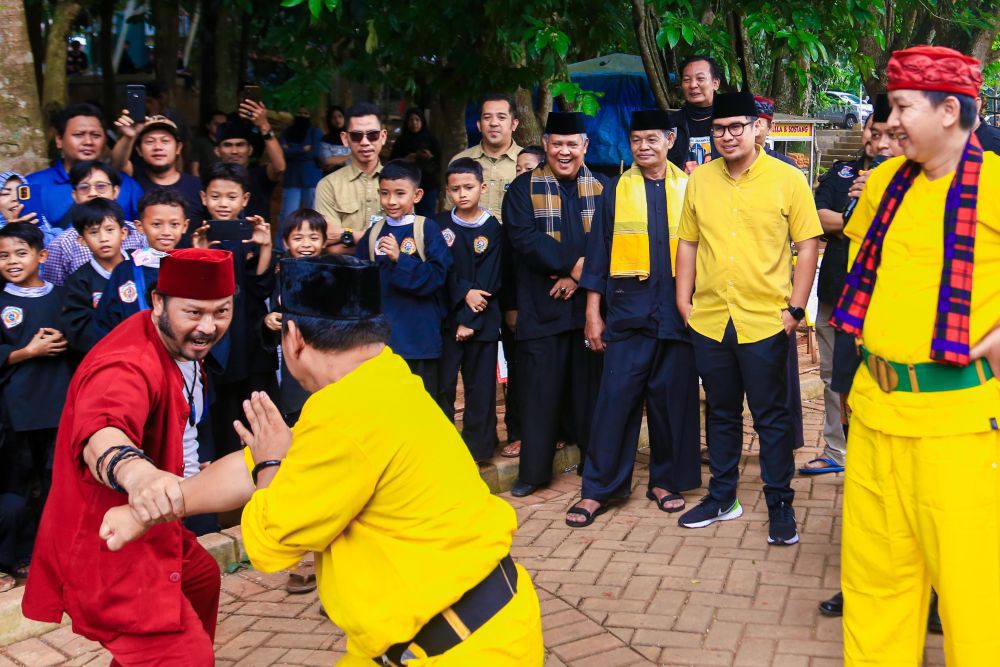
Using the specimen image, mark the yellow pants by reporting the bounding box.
[337,564,544,666]
[842,417,1000,666]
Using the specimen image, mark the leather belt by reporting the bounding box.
[860,345,994,393]
[376,555,518,665]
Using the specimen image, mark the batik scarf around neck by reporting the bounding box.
[529,163,603,241]
[830,132,983,366]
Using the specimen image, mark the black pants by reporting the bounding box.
[517,330,602,486]
[440,336,499,462]
[500,323,522,443]
[787,333,804,448]
[211,372,280,458]
[0,427,56,567]
[406,358,439,398]
[692,320,794,505]
[582,336,701,501]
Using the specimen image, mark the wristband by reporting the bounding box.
[95,445,130,485]
[252,459,282,485]
[106,446,154,493]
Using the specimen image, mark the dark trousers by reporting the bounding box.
[0,493,28,569]
[517,330,602,485]
[0,427,55,566]
[582,336,701,501]
[500,323,522,443]
[692,320,795,505]
[211,372,280,458]
[440,335,499,462]
[787,333,804,448]
[406,358,439,398]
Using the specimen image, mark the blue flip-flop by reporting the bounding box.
[799,457,845,474]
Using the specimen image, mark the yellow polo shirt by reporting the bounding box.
[241,348,516,659]
[314,161,383,236]
[450,141,521,221]
[844,153,1000,437]
[678,147,823,343]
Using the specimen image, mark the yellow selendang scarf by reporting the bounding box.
[610,162,688,279]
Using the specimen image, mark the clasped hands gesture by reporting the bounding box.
[100,393,292,551]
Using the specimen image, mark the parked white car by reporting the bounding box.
[817,91,874,128]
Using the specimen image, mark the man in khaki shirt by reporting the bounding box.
[316,102,384,253]
[450,94,522,221]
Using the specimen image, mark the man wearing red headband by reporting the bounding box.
[22,248,235,665]
[832,46,1000,665]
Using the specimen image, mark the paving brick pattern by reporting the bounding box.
[1,398,948,665]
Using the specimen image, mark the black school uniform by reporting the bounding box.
[0,283,72,564]
[502,170,606,486]
[578,175,701,501]
[63,257,121,355]
[436,209,502,462]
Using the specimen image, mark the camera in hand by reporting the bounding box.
[842,154,889,222]
[206,220,253,243]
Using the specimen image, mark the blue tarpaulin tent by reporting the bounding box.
[567,53,658,167]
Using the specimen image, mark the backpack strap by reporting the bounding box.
[367,218,387,262]
[413,215,426,261]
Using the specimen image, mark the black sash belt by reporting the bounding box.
[376,555,518,665]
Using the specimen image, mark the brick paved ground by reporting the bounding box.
[1,397,948,666]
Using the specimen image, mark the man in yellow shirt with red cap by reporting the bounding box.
[833,46,1000,665]
[100,254,544,665]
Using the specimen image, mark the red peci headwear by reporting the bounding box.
[157,248,235,300]
[753,96,776,121]
[887,46,982,98]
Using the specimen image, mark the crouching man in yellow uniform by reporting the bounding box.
[831,45,1000,666]
[100,254,544,666]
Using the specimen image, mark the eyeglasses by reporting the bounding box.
[75,182,113,194]
[347,130,382,144]
[710,121,755,139]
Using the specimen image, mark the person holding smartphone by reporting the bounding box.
[0,172,57,246]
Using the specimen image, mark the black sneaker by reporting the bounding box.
[677,496,743,528]
[767,500,799,545]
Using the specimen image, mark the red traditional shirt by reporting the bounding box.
[22,312,198,641]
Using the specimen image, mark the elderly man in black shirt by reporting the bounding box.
[502,112,606,497]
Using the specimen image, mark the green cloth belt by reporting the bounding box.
[860,345,995,393]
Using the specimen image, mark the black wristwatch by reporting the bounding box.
[784,306,806,322]
[261,129,276,141]
[340,229,355,247]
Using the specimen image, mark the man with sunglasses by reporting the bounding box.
[316,102,386,254]
[674,91,822,546]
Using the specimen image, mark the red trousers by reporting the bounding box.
[104,532,220,666]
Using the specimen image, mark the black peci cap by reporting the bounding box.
[544,111,588,135]
[630,109,673,132]
[712,91,758,120]
[280,255,382,321]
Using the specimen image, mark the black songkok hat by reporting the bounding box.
[712,91,758,120]
[872,93,891,123]
[280,255,382,321]
[630,109,673,132]
[215,121,254,145]
[545,111,587,135]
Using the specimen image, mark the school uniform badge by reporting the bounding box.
[119,280,138,304]
[400,237,417,255]
[92,292,103,308]
[474,236,489,254]
[1,306,23,329]
[441,228,456,247]
[838,165,855,178]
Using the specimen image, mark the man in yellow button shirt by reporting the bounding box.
[674,90,822,546]
[831,46,1000,666]
[100,255,544,665]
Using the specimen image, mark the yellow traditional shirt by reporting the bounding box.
[450,141,522,221]
[678,147,823,343]
[241,348,516,658]
[314,161,383,236]
[844,153,1000,437]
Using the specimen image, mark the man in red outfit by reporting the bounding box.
[22,248,235,666]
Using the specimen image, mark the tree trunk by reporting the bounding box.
[199,0,218,120]
[41,1,83,119]
[24,0,45,96]
[99,0,116,117]
[632,0,673,110]
[152,0,180,88]
[214,6,241,112]
[0,0,49,173]
[537,76,554,128]
[513,87,542,146]
[730,10,761,94]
